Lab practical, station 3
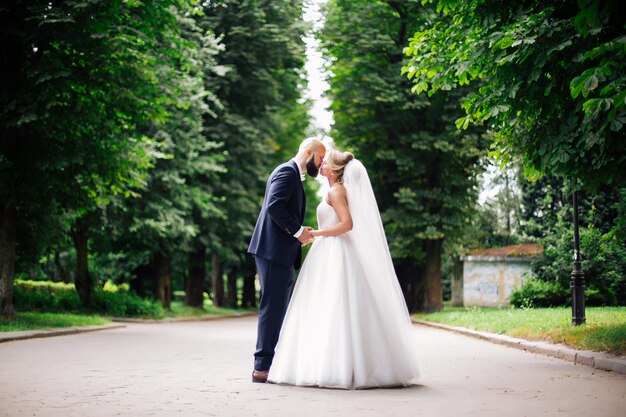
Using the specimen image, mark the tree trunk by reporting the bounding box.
[54,250,69,283]
[0,207,16,319]
[227,268,238,309]
[241,258,257,308]
[395,259,422,313]
[131,263,153,298]
[211,253,225,307]
[184,249,206,308]
[153,252,172,309]
[420,239,444,312]
[71,217,93,307]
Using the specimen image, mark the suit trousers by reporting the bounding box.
[254,255,295,371]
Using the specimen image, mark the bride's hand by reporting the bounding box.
[301,235,315,246]
[300,230,322,246]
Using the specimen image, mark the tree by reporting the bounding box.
[101,10,225,309]
[517,174,626,306]
[483,163,523,245]
[0,0,201,314]
[320,0,486,311]
[403,0,626,189]
[200,0,309,307]
[404,0,626,319]
[519,174,567,239]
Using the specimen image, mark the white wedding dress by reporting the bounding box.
[268,160,420,389]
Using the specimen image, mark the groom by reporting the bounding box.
[248,137,326,383]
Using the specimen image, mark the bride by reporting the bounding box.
[267,149,420,389]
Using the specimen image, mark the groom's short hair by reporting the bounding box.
[299,137,325,153]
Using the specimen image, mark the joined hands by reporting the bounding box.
[297,226,317,247]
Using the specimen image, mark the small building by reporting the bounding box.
[451,243,543,307]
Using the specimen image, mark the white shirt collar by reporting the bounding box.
[293,159,305,181]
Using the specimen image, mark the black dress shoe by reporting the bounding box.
[252,370,269,383]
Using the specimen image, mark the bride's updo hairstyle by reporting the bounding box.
[326,149,354,183]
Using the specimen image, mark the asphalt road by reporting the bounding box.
[0,316,624,417]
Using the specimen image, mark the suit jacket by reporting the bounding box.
[248,160,306,269]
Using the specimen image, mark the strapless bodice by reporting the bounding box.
[316,200,339,230]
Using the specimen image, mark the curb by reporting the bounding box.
[111,311,257,323]
[412,319,626,375]
[0,323,126,344]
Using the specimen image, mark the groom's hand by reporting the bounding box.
[297,227,314,245]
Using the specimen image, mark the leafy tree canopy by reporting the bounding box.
[403,0,625,189]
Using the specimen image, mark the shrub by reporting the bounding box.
[92,289,164,318]
[584,287,617,307]
[14,279,164,318]
[510,278,619,308]
[102,280,130,293]
[532,223,626,306]
[510,279,569,308]
[14,279,80,312]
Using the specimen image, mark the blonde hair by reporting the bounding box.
[325,149,354,183]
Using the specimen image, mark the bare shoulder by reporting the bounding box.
[328,183,347,202]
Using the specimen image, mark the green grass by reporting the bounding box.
[14,279,255,321]
[413,306,626,355]
[0,312,111,332]
[165,300,254,318]
[4,280,256,331]
[0,300,255,332]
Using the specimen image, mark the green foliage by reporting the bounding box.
[321,0,486,253]
[414,306,626,354]
[518,174,567,239]
[461,162,525,253]
[404,0,626,189]
[13,279,81,311]
[200,0,309,267]
[1,0,310,312]
[469,203,523,249]
[100,5,226,298]
[0,312,110,332]
[168,300,246,317]
[320,0,487,310]
[578,227,625,304]
[1,0,200,212]
[508,182,626,308]
[10,279,250,320]
[92,289,165,317]
[414,0,626,310]
[509,279,569,308]
[1,0,219,310]
[530,224,626,305]
[502,172,626,307]
[14,279,164,317]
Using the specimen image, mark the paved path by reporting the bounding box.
[0,317,624,417]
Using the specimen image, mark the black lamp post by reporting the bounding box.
[571,189,586,326]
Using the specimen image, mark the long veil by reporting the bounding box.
[342,159,414,325]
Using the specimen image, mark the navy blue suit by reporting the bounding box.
[248,160,306,371]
